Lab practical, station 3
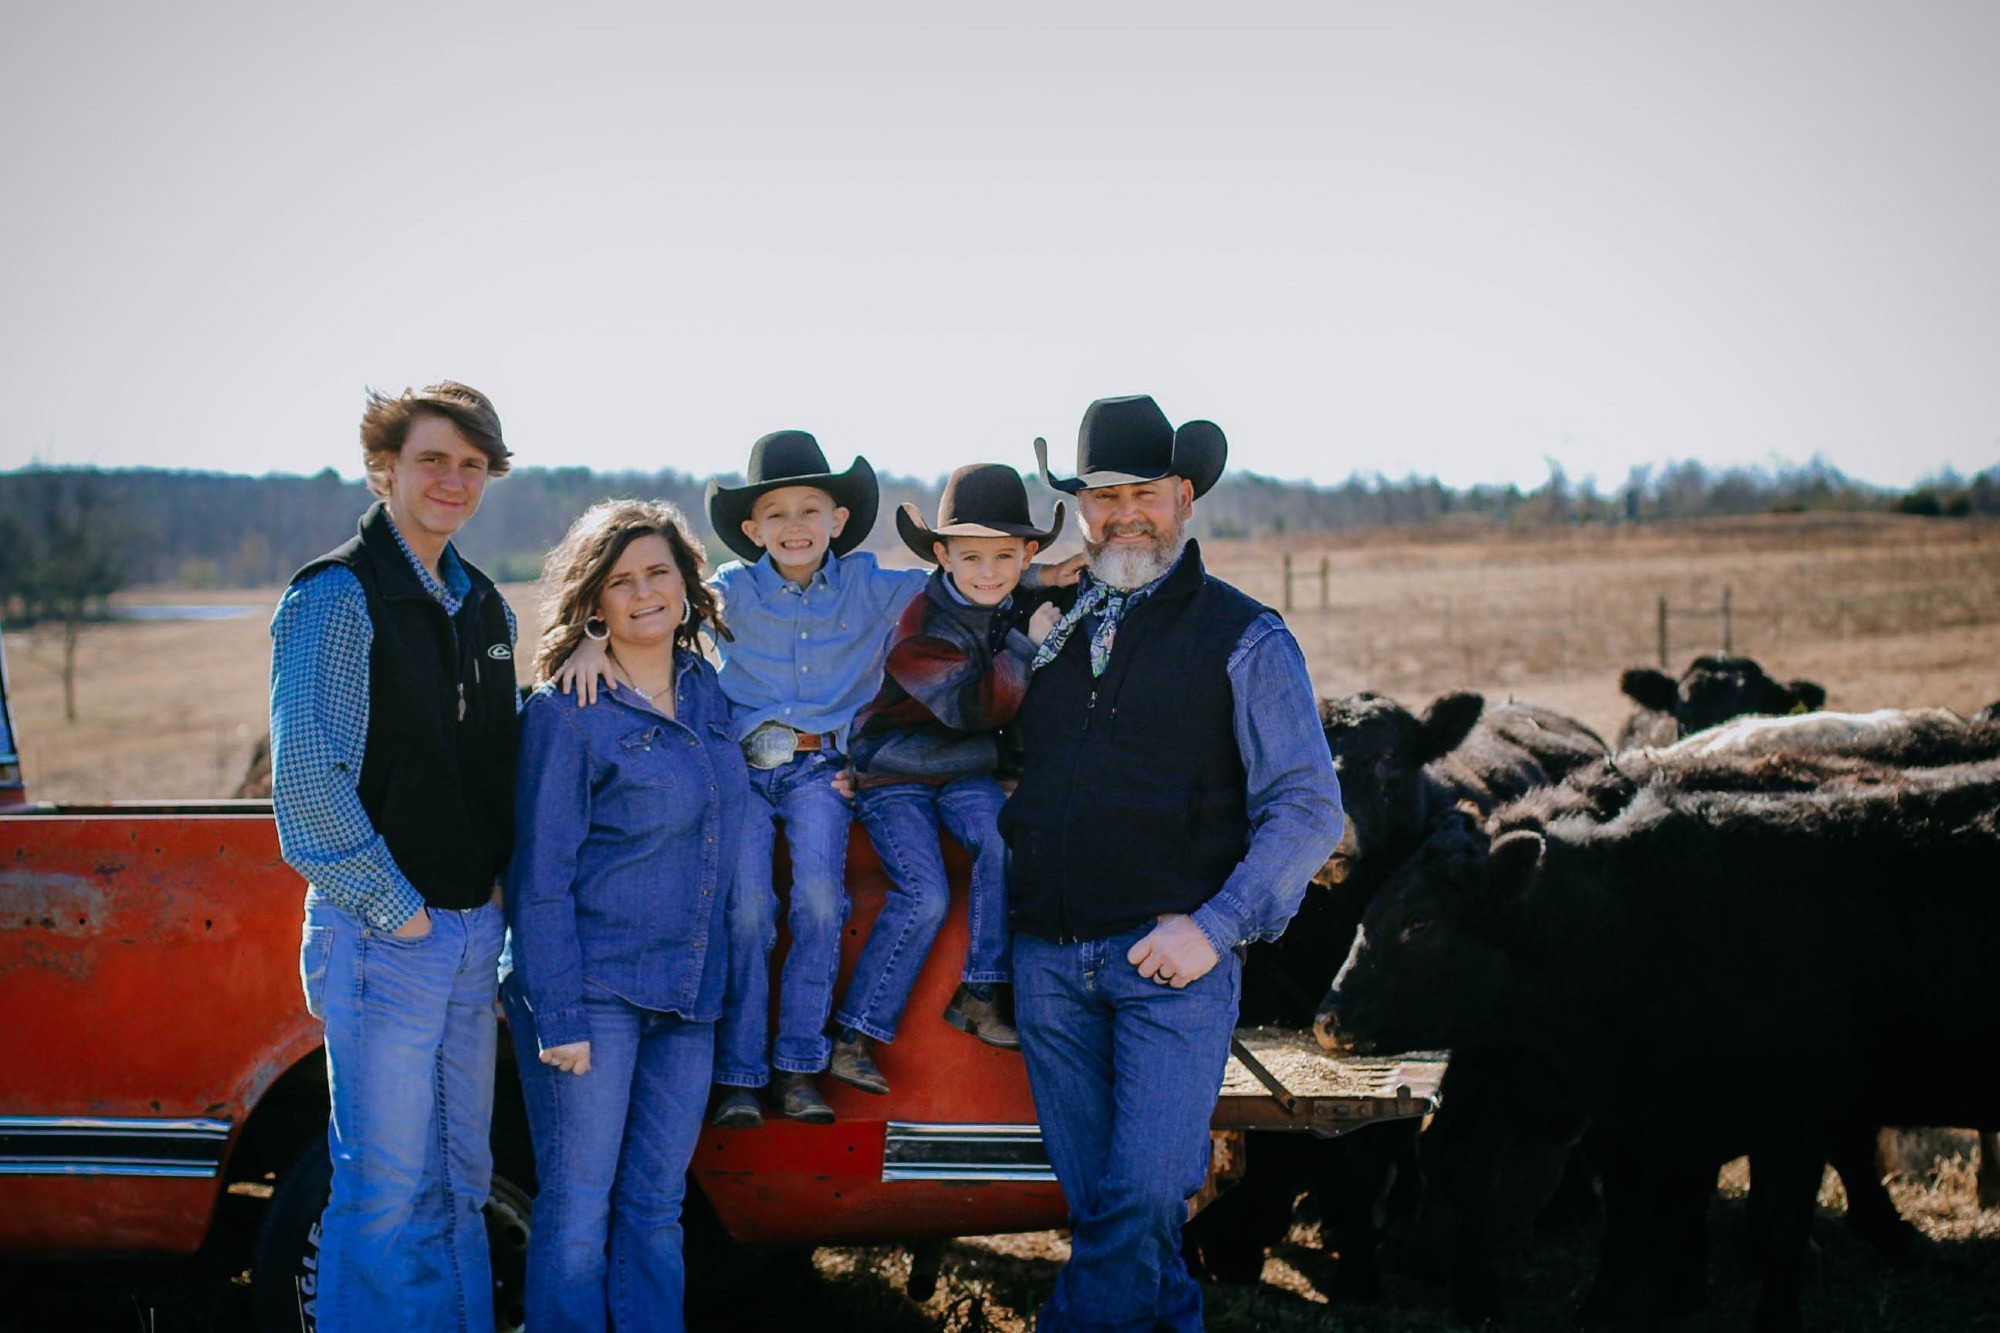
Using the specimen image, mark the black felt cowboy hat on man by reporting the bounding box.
[1032,394,1228,499]
[705,430,881,564]
[896,463,1066,564]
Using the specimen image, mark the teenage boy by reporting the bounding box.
[825,464,1066,1095]
[270,381,518,1333]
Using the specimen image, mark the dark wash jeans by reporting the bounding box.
[840,775,1012,1042]
[301,889,504,1333]
[1013,924,1242,1333]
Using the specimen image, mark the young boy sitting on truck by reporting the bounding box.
[826,464,1065,1096]
[560,433,1079,1127]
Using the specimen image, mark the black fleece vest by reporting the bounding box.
[1000,542,1267,942]
[292,503,518,909]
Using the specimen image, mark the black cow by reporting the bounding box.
[1397,712,2000,1320]
[1190,694,1607,1293]
[1616,653,1826,749]
[1318,760,2000,1332]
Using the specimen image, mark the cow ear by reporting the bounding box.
[1620,667,1678,711]
[1416,692,1484,763]
[1485,830,1544,897]
[1788,679,1826,712]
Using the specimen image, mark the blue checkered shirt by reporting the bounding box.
[269,533,515,931]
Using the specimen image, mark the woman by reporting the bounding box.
[504,499,746,1332]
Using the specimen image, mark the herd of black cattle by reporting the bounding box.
[1191,654,2000,1333]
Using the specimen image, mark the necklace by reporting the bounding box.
[607,648,675,701]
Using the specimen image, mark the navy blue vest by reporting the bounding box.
[292,503,518,910]
[1000,542,1267,942]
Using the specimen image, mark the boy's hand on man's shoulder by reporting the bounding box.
[1036,553,1088,588]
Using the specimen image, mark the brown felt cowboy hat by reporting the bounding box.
[704,430,880,564]
[1032,394,1227,499]
[896,463,1066,564]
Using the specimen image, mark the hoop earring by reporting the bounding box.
[680,599,694,627]
[583,616,609,642]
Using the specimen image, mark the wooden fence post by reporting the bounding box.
[1319,555,1330,609]
[1657,595,1669,668]
[1281,553,1293,613]
[1721,586,1733,653]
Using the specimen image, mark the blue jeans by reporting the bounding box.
[839,776,1011,1042]
[1013,925,1242,1333]
[503,982,714,1333]
[714,750,853,1084]
[301,889,505,1333]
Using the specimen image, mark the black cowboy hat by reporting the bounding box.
[705,430,881,564]
[896,463,1066,563]
[1032,394,1227,499]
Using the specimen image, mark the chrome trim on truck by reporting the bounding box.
[0,1115,233,1178]
[881,1122,1056,1183]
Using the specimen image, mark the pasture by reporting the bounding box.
[4,511,1999,1330]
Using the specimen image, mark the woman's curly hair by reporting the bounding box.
[532,499,730,685]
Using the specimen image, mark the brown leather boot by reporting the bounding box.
[943,982,1020,1049]
[829,1032,890,1095]
[709,1087,763,1130]
[774,1071,834,1124]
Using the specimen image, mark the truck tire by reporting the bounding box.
[248,1140,533,1333]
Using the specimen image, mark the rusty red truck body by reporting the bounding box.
[0,627,1441,1328]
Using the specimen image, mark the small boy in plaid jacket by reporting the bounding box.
[826,464,1065,1094]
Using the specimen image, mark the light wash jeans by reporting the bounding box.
[1013,923,1242,1333]
[301,888,505,1333]
[714,750,854,1084]
[839,776,1011,1042]
[503,983,713,1333]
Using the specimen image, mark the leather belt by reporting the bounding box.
[742,720,838,770]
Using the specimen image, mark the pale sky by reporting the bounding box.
[4,1,1996,490]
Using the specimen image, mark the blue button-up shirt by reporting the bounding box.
[711,549,929,746]
[1191,608,1345,954]
[504,654,750,1049]
[269,536,514,933]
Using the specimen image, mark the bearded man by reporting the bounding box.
[998,394,1344,1332]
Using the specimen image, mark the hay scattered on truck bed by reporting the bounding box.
[1218,1026,1446,1103]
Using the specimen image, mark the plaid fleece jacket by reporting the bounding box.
[848,569,1043,784]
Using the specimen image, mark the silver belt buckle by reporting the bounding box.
[742,720,799,771]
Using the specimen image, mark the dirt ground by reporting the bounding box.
[5,512,1999,1329]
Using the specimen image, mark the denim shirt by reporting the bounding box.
[504,651,749,1048]
[1192,610,1346,955]
[710,549,929,746]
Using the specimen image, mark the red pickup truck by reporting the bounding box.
[0,626,1442,1330]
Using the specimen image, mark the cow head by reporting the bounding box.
[1314,809,1543,1055]
[1618,655,1826,746]
[1315,690,1484,891]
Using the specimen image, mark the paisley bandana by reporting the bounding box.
[1031,577,1156,678]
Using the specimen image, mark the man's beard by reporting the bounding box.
[1084,520,1187,590]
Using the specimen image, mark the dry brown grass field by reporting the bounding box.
[11,512,1996,802]
[5,512,1999,1331]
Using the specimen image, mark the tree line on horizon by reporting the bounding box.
[0,457,1995,612]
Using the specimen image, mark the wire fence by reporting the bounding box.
[1206,536,2000,699]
